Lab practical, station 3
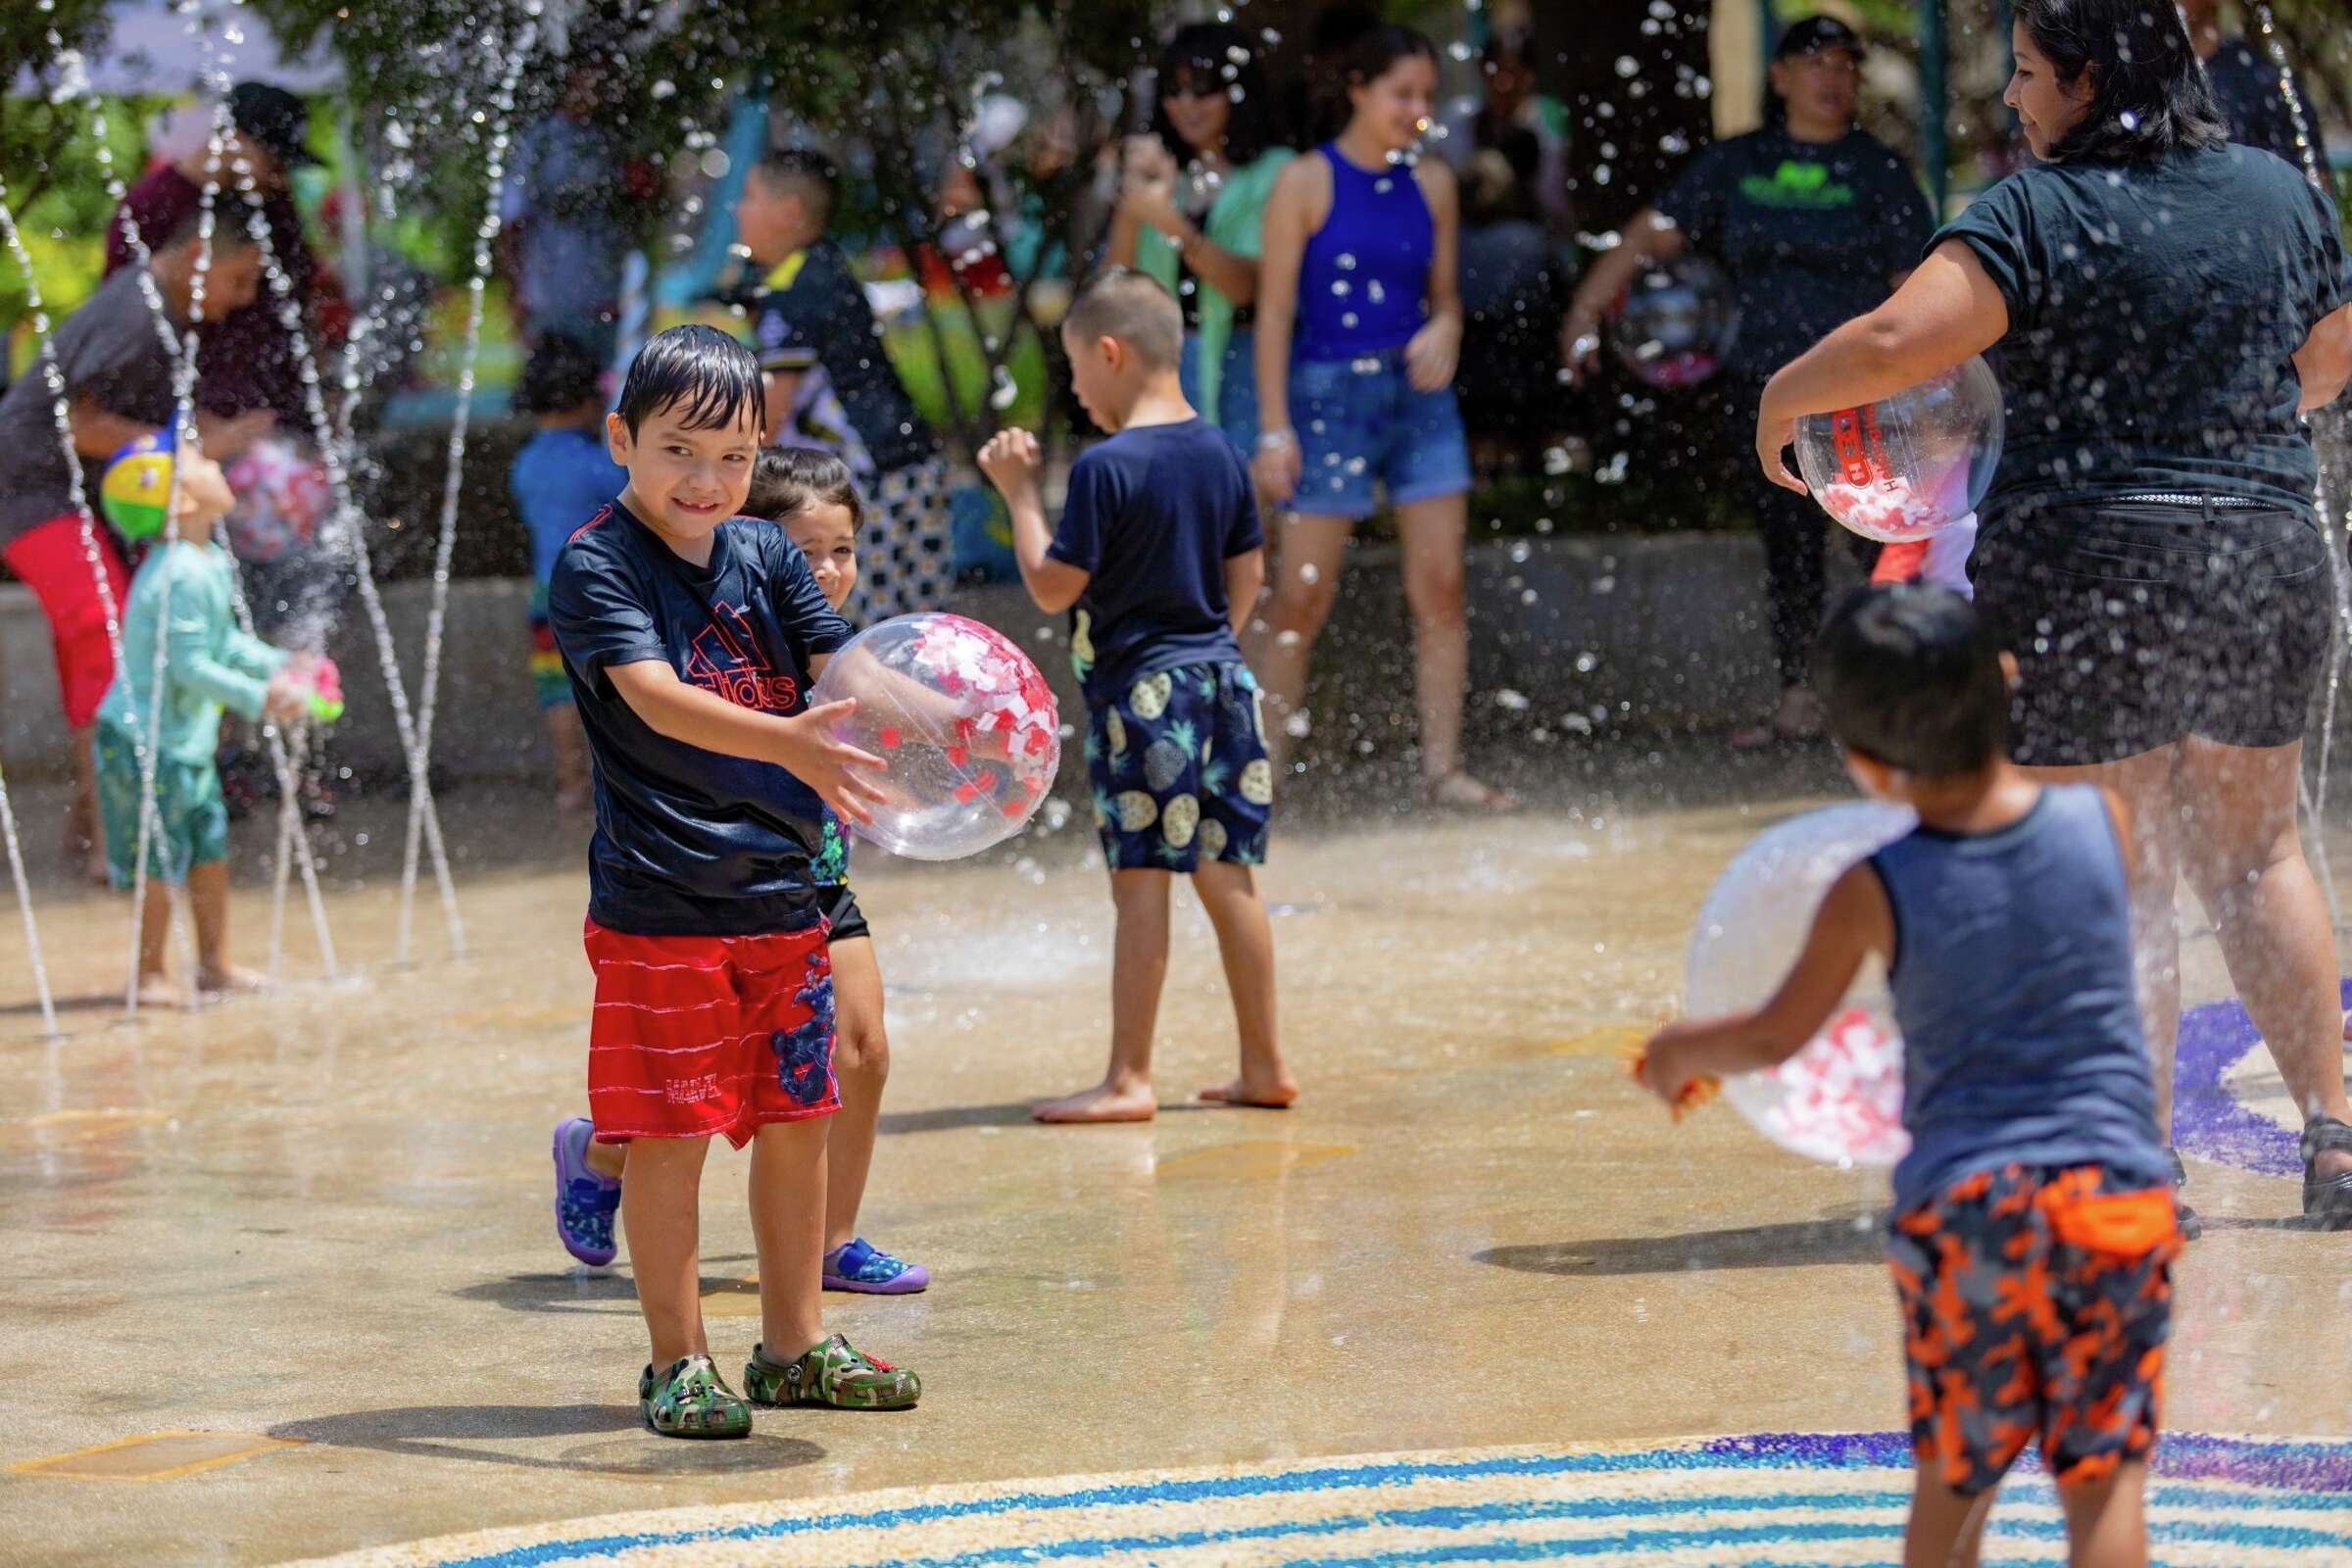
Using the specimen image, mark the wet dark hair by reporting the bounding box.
[1150,23,1282,167]
[513,332,605,416]
[745,446,862,528]
[615,324,763,438]
[2013,0,2226,164]
[749,147,840,229]
[1813,585,2009,779]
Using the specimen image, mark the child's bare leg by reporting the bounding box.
[189,859,268,994]
[620,1135,712,1368]
[1903,1474,1996,1568]
[133,879,189,1008]
[1190,861,1296,1107]
[1034,869,1168,1123]
[584,1138,626,1182]
[2057,1462,2148,1568]
[749,1118,828,1357]
[69,725,108,882]
[823,936,888,1251]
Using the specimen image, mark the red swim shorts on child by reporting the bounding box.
[583,918,839,1148]
[1889,1162,2180,1496]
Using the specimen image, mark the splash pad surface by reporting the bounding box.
[0,777,2346,1565]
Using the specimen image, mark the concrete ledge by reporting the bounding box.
[0,533,1789,784]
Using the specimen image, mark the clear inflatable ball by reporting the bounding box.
[1795,356,2003,544]
[809,612,1061,862]
[221,437,332,564]
[1607,255,1740,390]
[1686,803,1918,1168]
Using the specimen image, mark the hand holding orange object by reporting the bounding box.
[1625,1028,1722,1121]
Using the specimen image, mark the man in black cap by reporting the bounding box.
[2178,0,2318,169]
[1564,13,1932,746]
[104,80,330,430]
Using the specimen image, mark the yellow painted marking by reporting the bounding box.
[1155,1141,1354,1180]
[8,1430,301,1482]
[1550,1026,1648,1058]
[0,1107,172,1147]
[700,1277,763,1317]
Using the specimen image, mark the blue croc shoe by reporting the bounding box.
[822,1237,929,1295]
[553,1116,621,1266]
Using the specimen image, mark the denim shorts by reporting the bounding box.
[1289,351,1472,520]
[1973,498,2330,764]
[1178,327,1261,459]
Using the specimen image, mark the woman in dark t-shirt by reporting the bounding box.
[1751,0,2352,1231]
[1565,17,1930,747]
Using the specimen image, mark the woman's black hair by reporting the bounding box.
[1813,585,2009,779]
[744,445,863,528]
[1318,24,1438,141]
[1149,23,1283,167]
[2013,0,2226,164]
[514,332,605,416]
[614,323,763,437]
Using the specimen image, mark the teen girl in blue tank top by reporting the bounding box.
[1249,24,1512,813]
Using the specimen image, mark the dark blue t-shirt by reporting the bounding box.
[510,426,627,588]
[1046,417,1261,707]
[547,498,853,935]
[1653,128,1930,379]
[1936,143,2352,519]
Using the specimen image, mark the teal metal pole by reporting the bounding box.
[1921,0,1949,215]
[1758,0,1776,87]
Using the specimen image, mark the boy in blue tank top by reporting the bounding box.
[979,268,1296,1124]
[1640,585,2180,1568]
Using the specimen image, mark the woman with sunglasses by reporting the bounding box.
[1106,23,1294,468]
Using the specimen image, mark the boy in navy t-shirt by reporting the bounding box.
[545,325,918,1435]
[979,268,1297,1124]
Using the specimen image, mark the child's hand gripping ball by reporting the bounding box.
[808,612,1060,861]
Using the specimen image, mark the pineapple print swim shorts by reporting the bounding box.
[1084,659,1272,872]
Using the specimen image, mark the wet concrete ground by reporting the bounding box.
[0,750,2344,1565]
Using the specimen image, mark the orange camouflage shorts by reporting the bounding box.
[1889,1162,2181,1495]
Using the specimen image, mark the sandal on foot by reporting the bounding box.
[745,1334,920,1410]
[2168,1147,2202,1243]
[553,1116,620,1266]
[639,1354,752,1439]
[2300,1116,2352,1228]
[823,1238,930,1295]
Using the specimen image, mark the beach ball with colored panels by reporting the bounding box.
[99,434,176,542]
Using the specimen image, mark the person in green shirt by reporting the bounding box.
[94,445,318,1007]
[1105,23,1294,470]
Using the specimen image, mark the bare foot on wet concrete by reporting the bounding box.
[1031,1077,1157,1124]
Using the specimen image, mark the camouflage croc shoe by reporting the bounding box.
[744,1334,920,1410]
[639,1354,753,1439]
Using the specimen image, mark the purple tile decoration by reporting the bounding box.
[2170,980,2349,1179]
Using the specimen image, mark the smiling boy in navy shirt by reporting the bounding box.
[980,268,1297,1124]
[546,324,918,1435]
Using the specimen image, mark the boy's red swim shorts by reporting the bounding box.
[583,918,838,1148]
